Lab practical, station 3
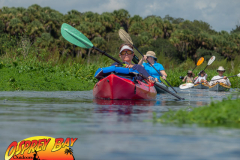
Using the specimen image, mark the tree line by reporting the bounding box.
[0,4,239,63]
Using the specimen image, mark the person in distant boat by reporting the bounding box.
[138,51,167,82]
[112,44,155,83]
[208,66,231,86]
[194,70,208,84]
[182,70,195,83]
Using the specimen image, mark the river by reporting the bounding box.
[1,88,240,160]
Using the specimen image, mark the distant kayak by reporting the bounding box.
[179,83,194,89]
[194,83,209,89]
[209,83,230,92]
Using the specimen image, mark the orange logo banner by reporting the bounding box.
[5,136,77,160]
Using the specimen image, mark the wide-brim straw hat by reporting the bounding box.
[187,70,195,77]
[146,51,157,59]
[217,66,226,72]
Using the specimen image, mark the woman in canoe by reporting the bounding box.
[194,70,208,84]
[182,70,195,83]
[138,51,167,82]
[208,66,231,86]
[112,44,155,82]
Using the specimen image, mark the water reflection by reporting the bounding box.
[94,99,157,115]
[93,99,156,106]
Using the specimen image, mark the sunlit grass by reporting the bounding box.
[153,96,240,126]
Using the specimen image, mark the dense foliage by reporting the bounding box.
[0,4,240,63]
[0,5,240,91]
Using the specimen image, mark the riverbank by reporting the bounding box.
[0,57,99,91]
[154,95,240,127]
[1,55,240,91]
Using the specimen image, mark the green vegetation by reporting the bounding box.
[0,58,98,91]
[1,4,240,62]
[0,5,240,91]
[153,97,240,126]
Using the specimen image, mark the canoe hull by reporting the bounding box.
[93,74,157,100]
[209,83,230,92]
[194,83,209,89]
[179,83,194,89]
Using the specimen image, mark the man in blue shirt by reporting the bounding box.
[138,51,167,82]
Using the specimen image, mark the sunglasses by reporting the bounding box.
[120,50,133,55]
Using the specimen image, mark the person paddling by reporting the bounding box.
[182,70,195,83]
[138,51,167,82]
[194,70,208,84]
[208,66,231,86]
[112,44,155,83]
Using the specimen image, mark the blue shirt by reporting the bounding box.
[143,62,164,82]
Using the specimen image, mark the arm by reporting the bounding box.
[136,65,156,83]
[138,55,147,66]
[133,64,150,78]
[227,78,231,86]
[194,76,198,81]
[194,77,199,84]
[182,76,186,82]
[160,70,167,80]
[209,76,216,86]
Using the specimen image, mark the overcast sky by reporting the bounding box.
[1,0,240,32]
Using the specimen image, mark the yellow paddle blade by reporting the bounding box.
[118,29,134,45]
[197,57,204,66]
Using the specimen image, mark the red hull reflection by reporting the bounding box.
[94,99,156,106]
[94,99,156,115]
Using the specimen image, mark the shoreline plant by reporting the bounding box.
[153,95,240,126]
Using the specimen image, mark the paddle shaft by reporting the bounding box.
[180,57,204,80]
[203,65,209,71]
[132,55,139,64]
[209,75,238,81]
[192,65,197,72]
[93,46,124,65]
[193,57,215,82]
[132,44,178,93]
[138,73,184,100]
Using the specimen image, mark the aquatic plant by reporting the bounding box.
[153,97,240,125]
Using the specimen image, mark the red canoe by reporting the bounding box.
[93,74,157,100]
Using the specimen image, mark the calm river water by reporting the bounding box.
[1,88,240,160]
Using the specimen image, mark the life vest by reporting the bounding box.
[94,66,139,81]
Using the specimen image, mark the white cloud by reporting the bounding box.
[195,1,208,10]
[76,0,128,13]
[100,0,127,12]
